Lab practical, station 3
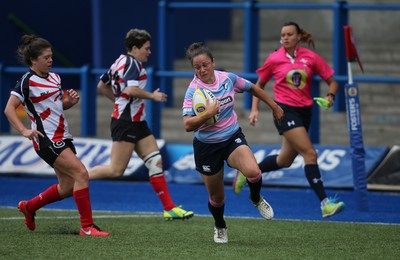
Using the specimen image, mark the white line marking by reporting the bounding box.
[1,207,399,225]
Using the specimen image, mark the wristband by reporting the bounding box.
[326,93,335,101]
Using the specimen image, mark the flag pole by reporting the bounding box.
[343,25,369,211]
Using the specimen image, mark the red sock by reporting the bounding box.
[149,175,175,211]
[28,184,62,212]
[73,187,94,228]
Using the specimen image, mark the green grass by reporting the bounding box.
[1,207,399,260]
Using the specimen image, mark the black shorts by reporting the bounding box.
[193,128,248,176]
[273,102,312,135]
[111,118,152,143]
[36,139,76,167]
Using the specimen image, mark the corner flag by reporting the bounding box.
[344,25,368,211]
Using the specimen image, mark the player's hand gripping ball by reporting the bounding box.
[192,88,220,125]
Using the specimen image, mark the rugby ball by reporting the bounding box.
[192,88,219,125]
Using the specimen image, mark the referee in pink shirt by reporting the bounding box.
[233,21,345,219]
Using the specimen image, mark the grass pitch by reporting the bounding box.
[1,207,399,259]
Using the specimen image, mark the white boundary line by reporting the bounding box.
[0,206,399,226]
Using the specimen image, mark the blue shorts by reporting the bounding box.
[193,128,248,176]
[36,139,76,167]
[273,102,312,134]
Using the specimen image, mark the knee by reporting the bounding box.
[302,149,318,163]
[243,165,261,178]
[144,152,163,177]
[75,168,89,183]
[210,195,225,206]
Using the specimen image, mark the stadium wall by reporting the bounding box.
[0,0,231,68]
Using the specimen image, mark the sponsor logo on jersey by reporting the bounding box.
[218,96,233,107]
[286,69,307,89]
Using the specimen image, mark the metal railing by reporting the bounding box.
[1,1,400,143]
[0,65,95,136]
[156,0,400,142]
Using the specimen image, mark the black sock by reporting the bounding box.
[208,201,226,228]
[258,155,281,172]
[247,177,262,204]
[304,164,327,201]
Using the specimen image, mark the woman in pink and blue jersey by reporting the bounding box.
[233,21,345,218]
[182,42,284,243]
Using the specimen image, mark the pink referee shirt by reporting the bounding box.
[256,46,334,107]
